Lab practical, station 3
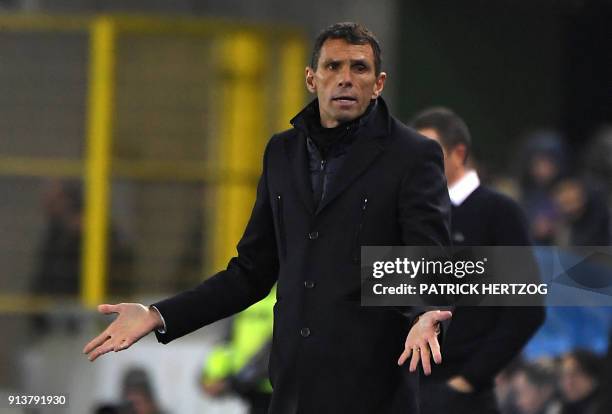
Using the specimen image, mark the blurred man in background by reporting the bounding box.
[412,107,545,414]
[120,367,165,414]
[553,177,611,246]
[559,350,601,414]
[513,361,560,414]
[32,179,135,298]
[84,22,453,414]
[517,131,566,245]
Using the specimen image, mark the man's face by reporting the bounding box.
[306,38,386,128]
[418,128,460,185]
[560,356,596,402]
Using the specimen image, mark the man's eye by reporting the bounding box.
[327,63,338,70]
[354,64,367,72]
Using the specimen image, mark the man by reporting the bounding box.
[412,107,545,414]
[84,23,452,413]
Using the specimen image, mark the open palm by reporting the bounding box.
[83,303,162,361]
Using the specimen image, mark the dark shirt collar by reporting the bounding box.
[290,98,384,157]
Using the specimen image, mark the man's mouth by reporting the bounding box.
[332,96,358,105]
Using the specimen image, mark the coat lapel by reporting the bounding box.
[284,133,316,214]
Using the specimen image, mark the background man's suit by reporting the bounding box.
[420,174,545,414]
[152,97,451,413]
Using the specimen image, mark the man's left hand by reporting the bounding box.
[397,310,452,375]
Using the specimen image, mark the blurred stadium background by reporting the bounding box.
[0,0,610,413]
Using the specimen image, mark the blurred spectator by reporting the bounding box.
[596,330,612,414]
[553,178,611,246]
[559,350,601,414]
[200,289,275,414]
[583,126,612,204]
[93,403,124,414]
[120,367,165,414]
[518,130,566,244]
[512,360,561,414]
[31,179,135,297]
[31,179,83,295]
[496,357,525,414]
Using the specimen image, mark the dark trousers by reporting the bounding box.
[419,378,500,414]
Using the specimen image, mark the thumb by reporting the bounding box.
[433,310,453,322]
[97,304,120,315]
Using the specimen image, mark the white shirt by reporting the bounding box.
[448,170,480,207]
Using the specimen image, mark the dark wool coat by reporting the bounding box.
[153,97,451,413]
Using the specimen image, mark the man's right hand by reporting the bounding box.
[82,303,163,362]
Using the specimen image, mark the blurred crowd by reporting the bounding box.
[486,125,612,414]
[509,126,612,247]
[496,347,611,414]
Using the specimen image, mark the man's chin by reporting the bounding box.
[333,108,365,124]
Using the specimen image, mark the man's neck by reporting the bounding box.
[320,117,341,128]
[447,168,467,188]
[319,113,355,129]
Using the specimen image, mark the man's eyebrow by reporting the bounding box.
[321,58,341,65]
[319,58,372,68]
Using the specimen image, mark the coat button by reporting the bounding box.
[300,327,311,337]
[304,280,315,289]
[308,231,319,240]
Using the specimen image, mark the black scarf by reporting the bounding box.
[305,100,376,158]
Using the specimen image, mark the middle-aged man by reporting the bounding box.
[412,107,545,414]
[84,22,452,413]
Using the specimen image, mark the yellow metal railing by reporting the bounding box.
[82,17,116,307]
[0,14,307,310]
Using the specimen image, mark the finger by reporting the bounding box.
[428,337,442,364]
[87,339,115,362]
[409,347,421,372]
[83,331,111,354]
[398,347,412,366]
[97,304,120,315]
[114,339,130,352]
[113,339,126,352]
[421,346,432,375]
[434,310,453,322]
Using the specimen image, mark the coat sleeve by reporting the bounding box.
[398,137,451,248]
[152,139,280,344]
[396,137,453,328]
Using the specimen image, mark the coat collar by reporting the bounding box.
[284,97,391,215]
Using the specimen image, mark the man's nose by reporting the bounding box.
[337,66,353,87]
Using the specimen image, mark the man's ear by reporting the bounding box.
[452,144,468,164]
[371,71,387,99]
[305,67,316,94]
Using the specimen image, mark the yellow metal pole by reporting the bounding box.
[211,32,267,272]
[278,36,307,130]
[82,17,116,307]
